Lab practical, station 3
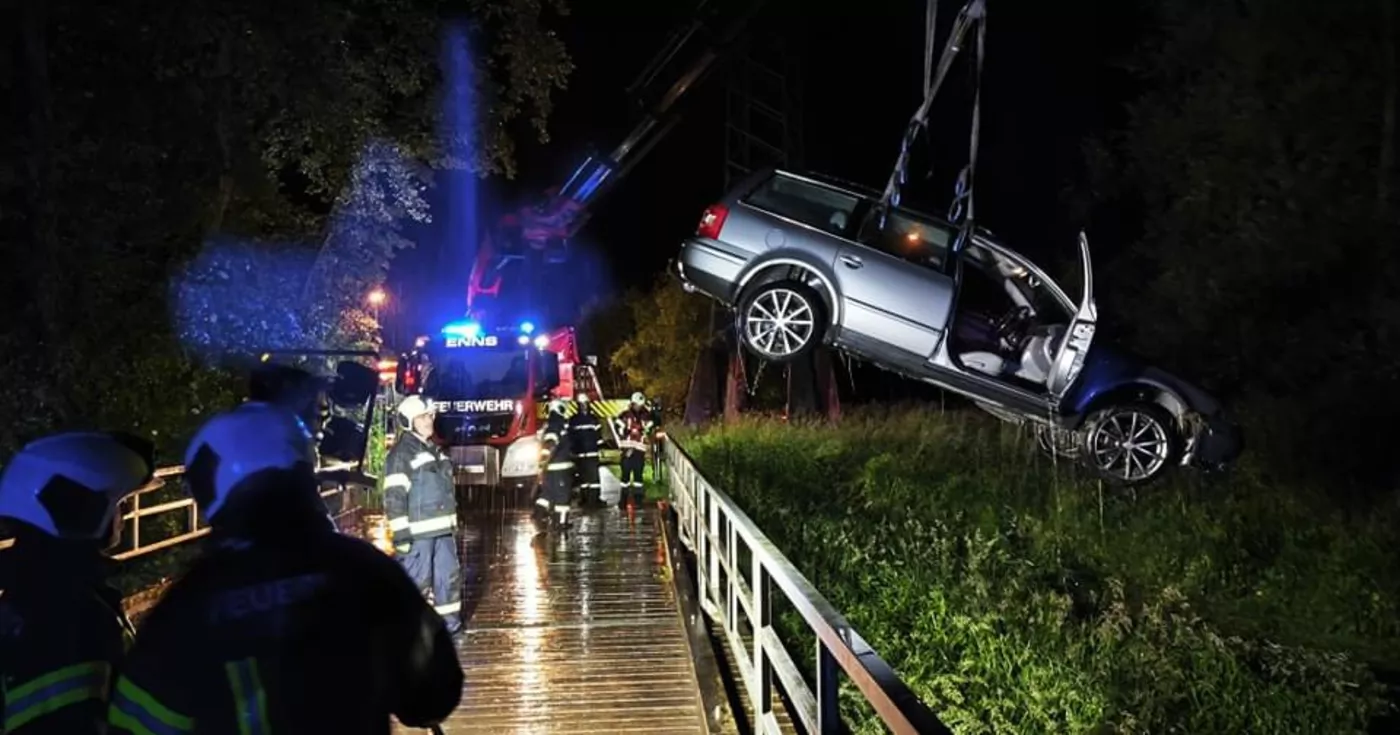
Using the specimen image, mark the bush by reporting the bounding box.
[680,404,1398,733]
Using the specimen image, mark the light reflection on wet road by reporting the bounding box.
[403,507,706,734]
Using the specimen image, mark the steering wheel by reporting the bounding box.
[991,306,1032,349]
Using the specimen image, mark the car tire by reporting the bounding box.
[1082,402,1181,486]
[736,281,826,363]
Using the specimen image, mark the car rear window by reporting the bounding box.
[743,175,861,235]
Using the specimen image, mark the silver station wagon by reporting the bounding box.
[675,168,1243,486]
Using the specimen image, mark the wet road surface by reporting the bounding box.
[400,506,707,734]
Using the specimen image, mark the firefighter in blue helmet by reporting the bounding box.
[537,399,574,529]
[614,392,654,508]
[384,395,462,632]
[107,402,463,734]
[569,393,604,508]
[0,431,154,734]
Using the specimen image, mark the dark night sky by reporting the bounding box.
[390,0,1141,339]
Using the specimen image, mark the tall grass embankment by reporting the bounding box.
[680,405,1400,733]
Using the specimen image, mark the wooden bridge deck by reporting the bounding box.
[405,507,708,735]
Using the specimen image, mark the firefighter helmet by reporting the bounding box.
[0,432,155,540]
[548,399,566,416]
[182,402,317,522]
[576,392,590,404]
[630,391,645,405]
[397,394,434,422]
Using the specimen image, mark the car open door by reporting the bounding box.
[1046,231,1098,403]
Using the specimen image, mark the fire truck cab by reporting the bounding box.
[396,319,573,495]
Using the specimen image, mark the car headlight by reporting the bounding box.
[500,437,541,478]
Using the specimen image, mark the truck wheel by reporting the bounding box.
[1083,402,1181,486]
[736,281,826,363]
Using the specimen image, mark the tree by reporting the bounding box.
[0,0,574,458]
[1085,0,1400,489]
[610,276,713,412]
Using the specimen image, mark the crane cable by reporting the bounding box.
[878,0,988,250]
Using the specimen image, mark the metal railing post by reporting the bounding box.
[131,492,142,554]
[817,642,840,734]
[753,552,773,731]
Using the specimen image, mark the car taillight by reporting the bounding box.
[696,204,729,239]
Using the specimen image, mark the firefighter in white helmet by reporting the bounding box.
[568,393,604,508]
[613,391,654,509]
[107,402,462,733]
[536,399,574,530]
[0,431,154,734]
[383,395,462,632]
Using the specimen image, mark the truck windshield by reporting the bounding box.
[423,349,530,400]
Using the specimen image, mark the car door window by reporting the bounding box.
[855,208,953,273]
[743,175,861,237]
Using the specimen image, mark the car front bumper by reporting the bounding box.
[1185,413,1244,469]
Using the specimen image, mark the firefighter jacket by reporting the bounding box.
[105,499,464,735]
[614,408,654,453]
[0,534,133,734]
[568,407,602,459]
[383,432,457,547]
[541,413,573,473]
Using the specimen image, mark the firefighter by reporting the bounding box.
[106,402,463,734]
[384,395,462,633]
[0,432,154,734]
[613,391,654,509]
[569,393,603,508]
[537,399,574,529]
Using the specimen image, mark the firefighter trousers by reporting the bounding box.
[542,469,573,508]
[401,533,462,633]
[574,456,600,505]
[620,451,646,505]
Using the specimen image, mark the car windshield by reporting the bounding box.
[423,349,530,400]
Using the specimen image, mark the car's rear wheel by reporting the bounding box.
[1083,402,1181,486]
[737,281,825,363]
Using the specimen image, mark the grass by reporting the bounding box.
[676,403,1400,734]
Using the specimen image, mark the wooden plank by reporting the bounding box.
[401,507,708,734]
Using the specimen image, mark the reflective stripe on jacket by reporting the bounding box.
[0,542,131,735]
[542,413,573,473]
[383,432,457,546]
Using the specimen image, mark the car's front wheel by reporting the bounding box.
[1083,403,1181,486]
[737,281,826,363]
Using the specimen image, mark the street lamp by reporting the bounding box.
[368,288,387,324]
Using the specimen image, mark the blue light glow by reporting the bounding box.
[519,321,535,334]
[442,321,481,338]
[516,334,530,345]
[533,335,550,349]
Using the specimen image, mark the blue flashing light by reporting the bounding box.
[519,321,535,334]
[533,334,550,349]
[441,321,481,338]
[516,334,530,345]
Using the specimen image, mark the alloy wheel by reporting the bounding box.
[743,288,816,358]
[1087,408,1172,483]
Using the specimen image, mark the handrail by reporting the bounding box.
[0,460,376,560]
[663,439,952,735]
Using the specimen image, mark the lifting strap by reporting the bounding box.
[878,0,988,243]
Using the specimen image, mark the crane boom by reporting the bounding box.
[466,0,770,321]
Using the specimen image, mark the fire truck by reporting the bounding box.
[388,0,766,494]
[393,318,625,493]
